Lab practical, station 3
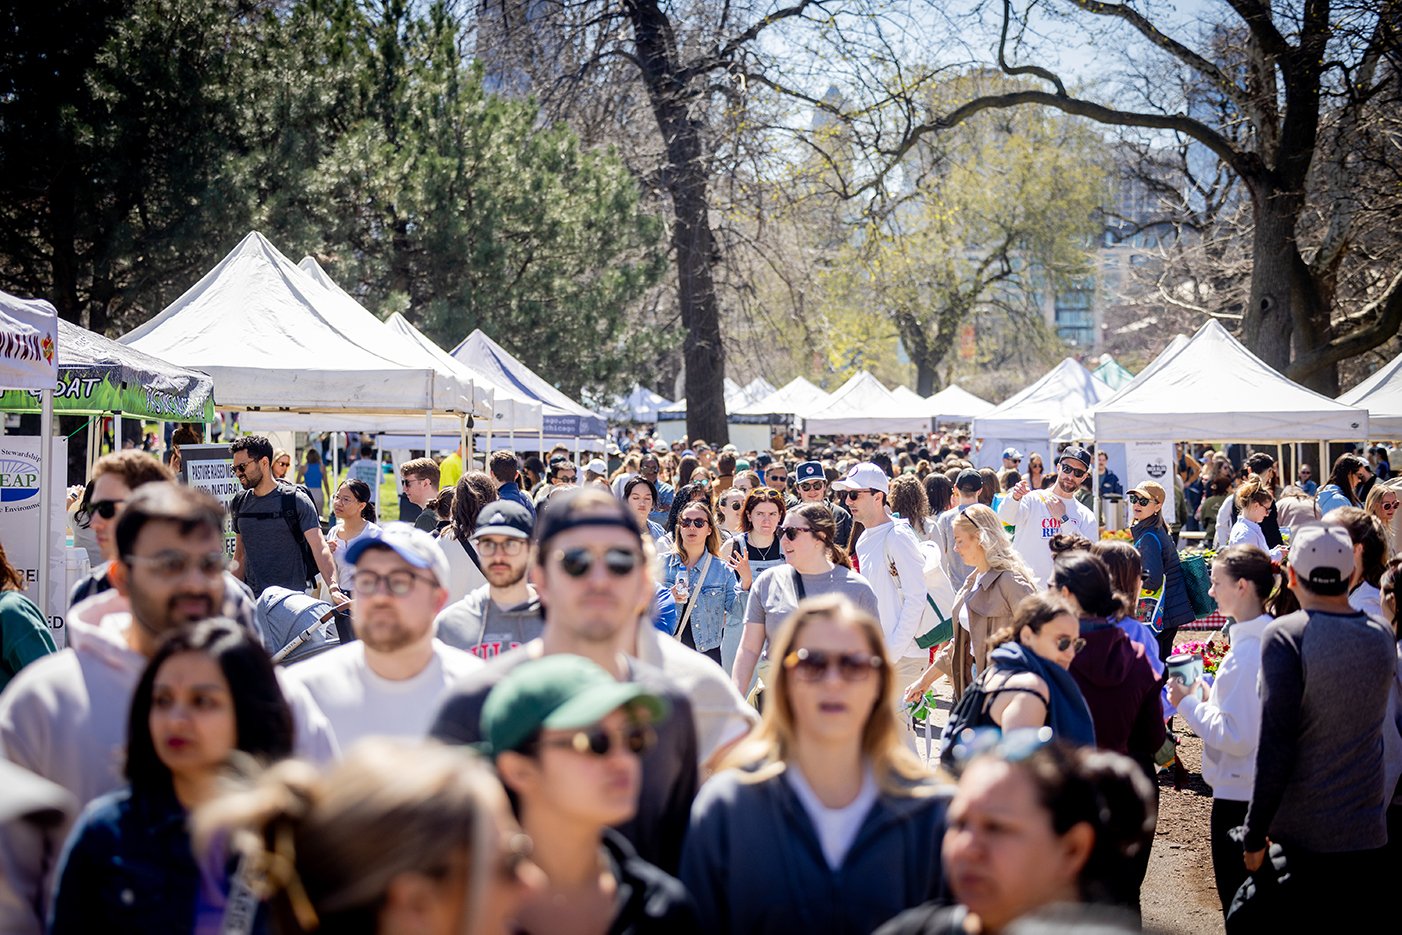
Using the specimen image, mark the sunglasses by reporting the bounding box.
[536,724,656,758]
[797,480,825,492]
[845,489,871,500]
[784,647,882,682]
[768,475,788,483]
[231,461,253,475]
[725,500,743,510]
[678,517,710,529]
[780,526,812,540]
[1382,500,1400,512]
[555,546,642,578]
[89,498,125,520]
[1128,493,1155,506]
[1060,464,1088,479]
[1054,636,1087,654]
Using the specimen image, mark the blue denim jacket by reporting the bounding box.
[662,551,738,651]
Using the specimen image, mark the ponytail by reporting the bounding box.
[791,502,852,569]
[360,501,377,523]
[1215,544,1296,617]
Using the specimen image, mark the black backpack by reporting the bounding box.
[937,668,1002,772]
[231,482,320,588]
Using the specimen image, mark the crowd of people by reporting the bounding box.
[0,427,1400,934]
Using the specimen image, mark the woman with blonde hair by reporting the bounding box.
[1227,476,1285,560]
[1364,482,1401,560]
[909,505,1037,700]
[681,595,950,935]
[198,739,539,935]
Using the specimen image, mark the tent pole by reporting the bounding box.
[37,389,54,619]
[113,413,122,452]
[424,411,432,455]
[332,432,340,485]
[460,414,468,470]
[1091,438,1101,536]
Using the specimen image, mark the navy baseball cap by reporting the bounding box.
[796,461,825,483]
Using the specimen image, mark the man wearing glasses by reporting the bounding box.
[762,459,799,509]
[436,501,544,659]
[288,523,481,750]
[998,445,1099,586]
[794,460,851,546]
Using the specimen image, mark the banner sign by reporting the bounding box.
[0,367,216,421]
[0,436,70,644]
[179,444,240,556]
[1125,440,1177,525]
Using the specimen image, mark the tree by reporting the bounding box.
[819,77,1108,394]
[897,0,1401,394]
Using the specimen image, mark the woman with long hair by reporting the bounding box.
[663,481,716,543]
[681,595,950,935]
[296,448,331,519]
[1165,545,1277,916]
[910,505,1037,700]
[908,594,1095,747]
[922,473,953,518]
[623,475,670,544]
[877,742,1154,934]
[661,500,737,665]
[1026,453,1047,490]
[438,470,496,602]
[0,540,57,692]
[1364,483,1401,560]
[732,503,878,695]
[1318,452,1369,514]
[271,449,293,482]
[716,486,747,539]
[326,479,380,599]
[50,620,294,932]
[1126,480,1195,660]
[889,474,933,541]
[1228,476,1285,560]
[197,739,539,935]
[1090,540,1163,676]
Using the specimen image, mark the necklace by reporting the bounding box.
[749,536,781,562]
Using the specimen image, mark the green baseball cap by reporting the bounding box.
[480,655,668,757]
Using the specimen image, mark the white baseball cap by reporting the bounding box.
[831,462,890,495]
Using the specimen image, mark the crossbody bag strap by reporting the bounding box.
[673,551,713,641]
[790,564,806,601]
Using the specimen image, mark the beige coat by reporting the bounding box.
[937,568,1037,699]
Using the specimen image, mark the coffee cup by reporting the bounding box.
[1165,652,1203,688]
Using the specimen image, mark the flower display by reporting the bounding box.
[1171,637,1229,674]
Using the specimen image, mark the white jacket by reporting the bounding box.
[853,519,928,659]
[995,489,1097,586]
[1176,613,1270,801]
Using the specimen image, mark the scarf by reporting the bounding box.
[988,641,1097,747]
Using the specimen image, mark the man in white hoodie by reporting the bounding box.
[833,462,928,747]
[0,483,336,934]
[997,445,1098,586]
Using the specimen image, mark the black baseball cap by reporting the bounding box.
[472,500,533,541]
[1060,446,1092,469]
[955,469,984,493]
[533,488,642,549]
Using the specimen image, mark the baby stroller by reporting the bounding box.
[255,587,348,665]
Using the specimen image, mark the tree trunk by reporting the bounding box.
[915,360,936,396]
[47,165,82,325]
[626,0,728,445]
[1240,186,1299,374]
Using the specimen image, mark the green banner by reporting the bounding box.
[0,368,216,421]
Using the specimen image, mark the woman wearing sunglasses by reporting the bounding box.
[877,741,1153,934]
[731,503,879,696]
[1165,545,1277,916]
[1126,480,1195,660]
[682,594,949,935]
[717,488,747,540]
[483,655,697,934]
[1364,482,1401,560]
[661,501,738,665]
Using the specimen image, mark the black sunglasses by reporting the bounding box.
[89,499,125,520]
[536,724,656,758]
[1060,464,1088,478]
[555,546,642,578]
[797,480,825,492]
[784,647,882,682]
[678,517,710,529]
[1128,493,1155,506]
[780,526,812,540]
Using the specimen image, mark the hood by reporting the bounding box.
[66,589,148,678]
[1072,620,1145,688]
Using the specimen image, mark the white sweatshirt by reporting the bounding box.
[1176,613,1270,801]
[995,489,1097,586]
[853,519,929,660]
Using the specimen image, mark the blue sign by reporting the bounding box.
[0,455,41,502]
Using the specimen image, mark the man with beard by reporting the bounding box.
[287,524,481,750]
[229,434,341,600]
[435,500,544,658]
[997,445,1099,586]
[0,484,335,934]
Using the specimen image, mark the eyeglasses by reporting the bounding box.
[474,537,528,556]
[351,569,436,596]
[1060,463,1088,478]
[231,461,253,476]
[535,724,656,758]
[556,473,576,483]
[89,498,125,520]
[124,550,227,579]
[784,647,882,682]
[1054,636,1087,654]
[1128,494,1155,506]
[797,480,825,492]
[780,526,812,540]
[678,517,710,529]
[555,546,642,578]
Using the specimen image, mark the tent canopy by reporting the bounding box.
[973,358,1115,440]
[121,232,471,414]
[451,329,607,437]
[659,377,756,421]
[607,384,674,423]
[1088,320,1368,442]
[0,291,58,392]
[1052,335,1189,442]
[1092,356,1136,390]
[926,384,995,423]
[733,376,831,420]
[2,320,215,421]
[801,372,931,435]
[1338,349,1402,438]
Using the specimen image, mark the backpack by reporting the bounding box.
[231,482,320,588]
[937,667,1001,771]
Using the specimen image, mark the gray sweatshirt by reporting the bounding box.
[1244,607,1395,853]
[434,586,544,660]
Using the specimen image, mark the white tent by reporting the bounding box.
[1086,321,1367,442]
[926,384,995,423]
[1339,349,1402,438]
[1052,335,1190,442]
[122,232,472,416]
[890,385,932,412]
[971,359,1115,469]
[733,377,831,419]
[451,329,607,444]
[801,372,931,435]
[655,378,757,443]
[607,384,674,423]
[740,377,777,407]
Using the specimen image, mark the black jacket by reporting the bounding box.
[1130,518,1195,631]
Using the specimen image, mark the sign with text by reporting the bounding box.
[180,443,239,556]
[0,436,69,643]
[1125,440,1176,525]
